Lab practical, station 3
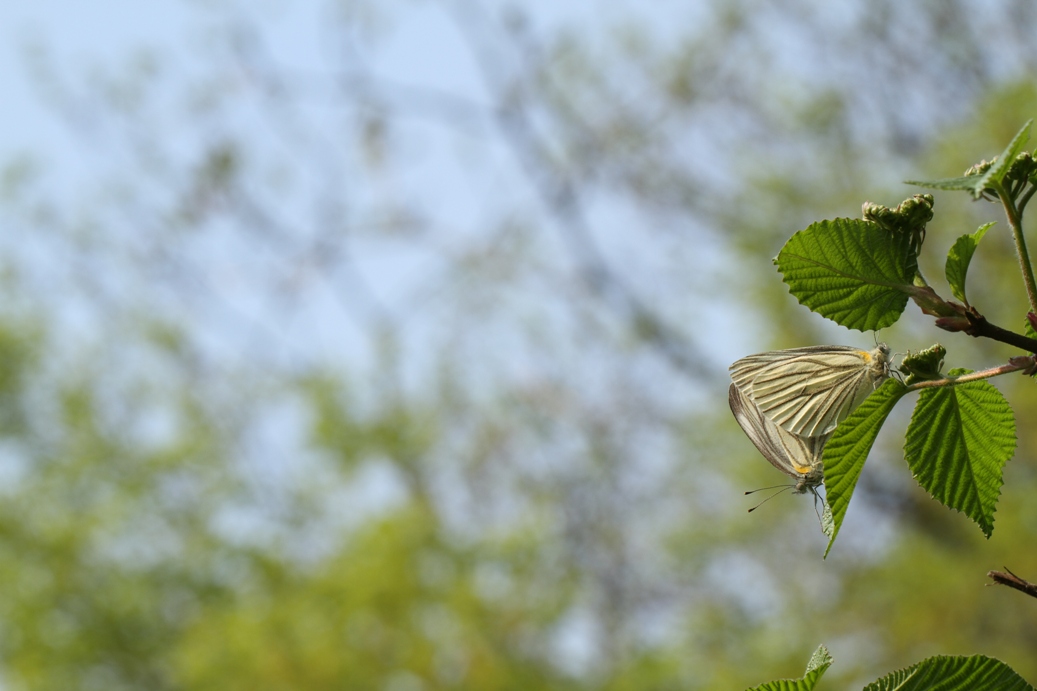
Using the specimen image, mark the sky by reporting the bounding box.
[0,0,723,477]
[0,0,748,385]
[0,1,692,169]
[1,2,189,170]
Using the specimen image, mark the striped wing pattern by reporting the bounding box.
[728,384,825,493]
[729,345,889,438]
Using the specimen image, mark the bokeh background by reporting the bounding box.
[2,1,1037,689]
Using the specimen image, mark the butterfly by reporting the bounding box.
[729,344,891,438]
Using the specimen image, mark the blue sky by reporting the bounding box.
[0,1,694,177]
[2,2,189,167]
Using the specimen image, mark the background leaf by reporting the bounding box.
[775,218,918,331]
[904,374,1016,537]
[862,655,1034,691]
[746,644,832,691]
[822,379,908,557]
[945,223,994,304]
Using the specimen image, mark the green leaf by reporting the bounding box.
[904,371,1016,537]
[907,120,1032,199]
[863,654,1034,691]
[745,645,833,691]
[945,223,994,304]
[975,119,1033,195]
[775,218,918,331]
[822,378,907,558]
[903,174,982,192]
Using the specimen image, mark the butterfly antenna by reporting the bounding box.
[890,351,906,383]
[746,485,793,512]
[744,484,792,495]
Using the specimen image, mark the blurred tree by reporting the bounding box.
[2,0,1037,688]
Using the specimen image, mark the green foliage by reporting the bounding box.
[172,506,582,690]
[765,122,1036,552]
[820,378,907,557]
[975,119,1033,195]
[735,118,1037,685]
[752,649,1034,690]
[745,645,832,691]
[774,218,918,331]
[8,4,1037,689]
[906,119,1033,198]
[904,371,1016,537]
[0,329,36,435]
[0,356,233,690]
[303,375,438,475]
[945,223,994,304]
[862,655,1034,691]
[901,173,983,193]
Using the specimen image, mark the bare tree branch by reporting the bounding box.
[988,568,1037,600]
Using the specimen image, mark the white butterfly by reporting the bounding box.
[729,344,891,438]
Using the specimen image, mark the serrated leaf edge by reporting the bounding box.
[975,119,1033,196]
[822,380,907,557]
[904,380,1015,538]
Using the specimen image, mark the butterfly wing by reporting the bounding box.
[728,384,825,493]
[730,345,889,437]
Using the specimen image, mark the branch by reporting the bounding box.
[964,310,1037,352]
[988,568,1037,600]
[905,356,1037,391]
[935,306,1037,353]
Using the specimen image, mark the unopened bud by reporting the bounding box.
[964,159,995,177]
[1009,355,1037,376]
[935,316,970,332]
